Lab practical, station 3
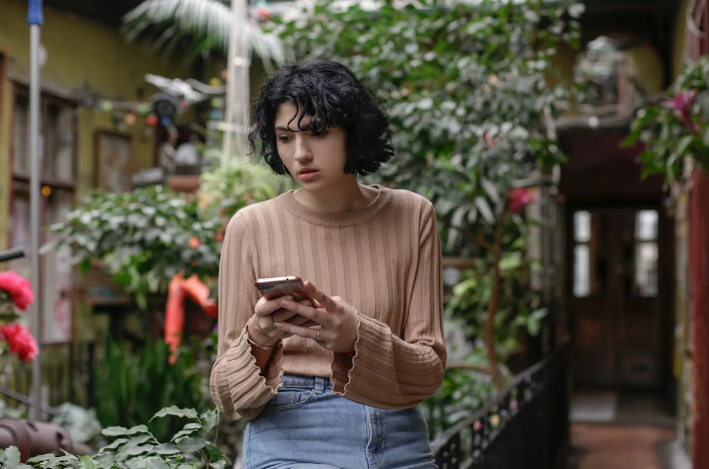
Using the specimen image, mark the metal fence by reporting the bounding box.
[0,342,96,416]
[431,344,570,469]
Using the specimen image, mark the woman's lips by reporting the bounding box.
[298,169,320,181]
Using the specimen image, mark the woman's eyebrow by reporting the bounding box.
[275,125,311,132]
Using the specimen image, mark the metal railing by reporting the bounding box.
[431,344,570,469]
[0,342,96,415]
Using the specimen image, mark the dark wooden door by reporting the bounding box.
[569,206,666,388]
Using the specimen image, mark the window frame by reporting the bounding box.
[7,83,78,345]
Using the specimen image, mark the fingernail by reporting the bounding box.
[274,322,283,329]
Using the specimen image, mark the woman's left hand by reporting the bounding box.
[274,280,358,355]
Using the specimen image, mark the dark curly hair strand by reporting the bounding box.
[248,60,394,177]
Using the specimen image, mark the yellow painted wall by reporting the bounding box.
[626,44,664,95]
[0,0,195,341]
[672,0,692,81]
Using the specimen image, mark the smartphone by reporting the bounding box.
[255,276,313,302]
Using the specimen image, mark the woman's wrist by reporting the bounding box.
[246,319,278,349]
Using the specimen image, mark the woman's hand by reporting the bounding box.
[247,296,313,347]
[274,281,359,355]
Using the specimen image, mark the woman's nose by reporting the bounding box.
[293,136,313,162]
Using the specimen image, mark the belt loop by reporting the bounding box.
[314,377,325,394]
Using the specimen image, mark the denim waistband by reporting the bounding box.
[281,374,332,392]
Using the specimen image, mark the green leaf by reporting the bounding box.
[103,425,149,437]
[154,443,181,455]
[177,437,208,453]
[78,455,95,469]
[171,423,203,442]
[150,406,199,422]
[2,446,21,469]
[205,443,223,461]
[475,197,495,225]
[200,409,218,433]
[145,459,172,469]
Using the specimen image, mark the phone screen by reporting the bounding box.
[255,277,310,302]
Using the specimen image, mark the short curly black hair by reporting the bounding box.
[248,60,394,177]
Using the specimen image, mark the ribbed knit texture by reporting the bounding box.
[209,185,446,420]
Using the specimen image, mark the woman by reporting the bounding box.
[210,60,446,469]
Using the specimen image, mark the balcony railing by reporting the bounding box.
[431,344,570,469]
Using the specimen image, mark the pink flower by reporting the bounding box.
[0,272,34,311]
[0,323,39,362]
[661,90,699,134]
[508,188,534,213]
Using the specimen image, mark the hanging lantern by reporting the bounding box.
[146,114,159,127]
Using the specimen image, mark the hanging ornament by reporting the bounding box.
[146,114,159,127]
[257,7,272,21]
[125,113,136,126]
[111,112,123,126]
[137,104,151,117]
[160,116,172,128]
[100,101,113,112]
[209,77,222,87]
[211,97,224,109]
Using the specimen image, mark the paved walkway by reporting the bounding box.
[571,424,675,469]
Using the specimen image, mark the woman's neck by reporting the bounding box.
[294,178,376,213]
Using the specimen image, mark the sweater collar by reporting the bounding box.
[276,184,393,227]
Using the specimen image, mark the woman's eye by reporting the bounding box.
[277,135,291,142]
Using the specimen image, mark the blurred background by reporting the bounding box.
[0,0,707,468]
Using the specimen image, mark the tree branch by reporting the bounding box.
[486,203,508,390]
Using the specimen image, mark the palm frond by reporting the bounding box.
[123,0,285,66]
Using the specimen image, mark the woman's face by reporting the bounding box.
[275,103,350,191]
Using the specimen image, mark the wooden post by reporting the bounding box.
[690,170,709,469]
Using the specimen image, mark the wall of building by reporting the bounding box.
[0,0,195,342]
[0,0,194,251]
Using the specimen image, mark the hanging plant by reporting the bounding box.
[624,56,709,183]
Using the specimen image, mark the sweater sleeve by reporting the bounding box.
[209,211,284,420]
[331,200,446,409]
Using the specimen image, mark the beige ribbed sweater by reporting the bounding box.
[209,185,446,420]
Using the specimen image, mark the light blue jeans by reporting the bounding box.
[242,374,437,469]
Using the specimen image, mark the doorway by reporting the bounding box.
[568,205,671,390]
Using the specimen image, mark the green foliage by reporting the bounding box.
[122,0,285,66]
[93,338,209,442]
[446,233,547,362]
[273,0,581,250]
[199,158,293,223]
[48,186,220,309]
[1,407,227,469]
[47,159,286,308]
[624,56,709,183]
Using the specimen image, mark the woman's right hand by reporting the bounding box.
[247,296,312,347]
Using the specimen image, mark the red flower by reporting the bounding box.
[508,188,534,213]
[0,323,39,362]
[0,271,34,311]
[188,237,201,248]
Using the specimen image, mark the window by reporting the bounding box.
[573,211,596,297]
[9,87,77,344]
[634,210,659,297]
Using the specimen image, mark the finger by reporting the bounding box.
[273,321,319,342]
[297,319,319,328]
[255,296,293,316]
[302,281,338,311]
[284,315,310,326]
[272,308,299,323]
[280,298,325,325]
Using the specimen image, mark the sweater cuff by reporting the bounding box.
[331,314,395,398]
[210,328,284,420]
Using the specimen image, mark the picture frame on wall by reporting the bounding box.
[95,131,133,193]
